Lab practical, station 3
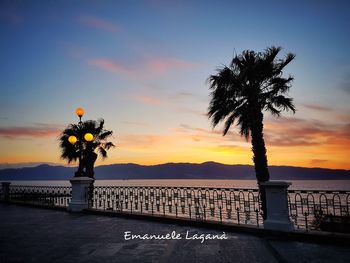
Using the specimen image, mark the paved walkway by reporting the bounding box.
[0,204,349,263]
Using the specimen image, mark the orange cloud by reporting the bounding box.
[178,124,240,140]
[118,134,173,152]
[263,117,349,147]
[0,124,62,139]
[77,14,119,33]
[260,117,350,169]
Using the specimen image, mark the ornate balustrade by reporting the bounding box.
[88,186,263,227]
[288,190,350,231]
[8,185,72,208]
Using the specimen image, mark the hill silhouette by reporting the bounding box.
[0,162,349,180]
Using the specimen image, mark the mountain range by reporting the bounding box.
[0,162,349,181]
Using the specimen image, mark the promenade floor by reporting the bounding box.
[0,204,349,263]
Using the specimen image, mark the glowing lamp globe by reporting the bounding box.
[76,107,84,118]
[84,133,94,142]
[68,135,77,145]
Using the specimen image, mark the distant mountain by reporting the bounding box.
[0,162,60,170]
[0,162,349,181]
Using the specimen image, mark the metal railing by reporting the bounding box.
[88,185,263,227]
[1,183,350,232]
[288,190,350,231]
[7,185,71,208]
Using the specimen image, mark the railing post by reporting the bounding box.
[1,182,11,203]
[68,177,94,212]
[260,181,294,231]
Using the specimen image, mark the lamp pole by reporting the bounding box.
[67,108,95,212]
[68,108,94,177]
[76,108,84,177]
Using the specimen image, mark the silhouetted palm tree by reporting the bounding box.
[59,119,115,178]
[207,46,296,218]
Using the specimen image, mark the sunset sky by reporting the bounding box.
[0,0,349,169]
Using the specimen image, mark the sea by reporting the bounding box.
[6,179,350,191]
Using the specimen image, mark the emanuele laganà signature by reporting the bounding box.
[124,230,228,243]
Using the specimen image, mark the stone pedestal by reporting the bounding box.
[1,182,11,202]
[68,177,94,212]
[261,181,294,231]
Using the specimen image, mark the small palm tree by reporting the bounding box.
[59,119,115,178]
[207,46,296,218]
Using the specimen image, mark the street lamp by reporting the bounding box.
[68,135,77,144]
[76,107,84,123]
[84,133,93,142]
[68,107,94,177]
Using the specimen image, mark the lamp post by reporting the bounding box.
[76,107,84,123]
[67,107,95,212]
[68,107,94,177]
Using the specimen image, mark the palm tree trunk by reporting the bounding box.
[250,110,270,219]
[251,120,270,182]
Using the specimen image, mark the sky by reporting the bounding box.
[0,0,349,169]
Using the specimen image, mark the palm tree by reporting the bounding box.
[59,118,115,178]
[207,46,296,218]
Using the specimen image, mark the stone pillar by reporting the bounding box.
[1,182,11,202]
[68,177,94,212]
[261,181,294,231]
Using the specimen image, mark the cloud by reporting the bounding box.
[264,117,350,147]
[180,117,345,148]
[88,59,129,74]
[180,115,350,149]
[302,104,332,112]
[301,104,350,122]
[87,56,200,76]
[213,145,243,152]
[0,124,62,139]
[118,134,173,152]
[125,86,205,108]
[179,124,216,136]
[177,124,244,144]
[77,14,119,33]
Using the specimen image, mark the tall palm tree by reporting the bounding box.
[59,118,115,178]
[207,46,296,218]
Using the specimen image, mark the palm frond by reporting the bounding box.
[58,118,115,164]
[98,147,107,159]
[207,46,296,138]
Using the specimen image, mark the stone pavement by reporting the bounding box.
[0,204,349,263]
